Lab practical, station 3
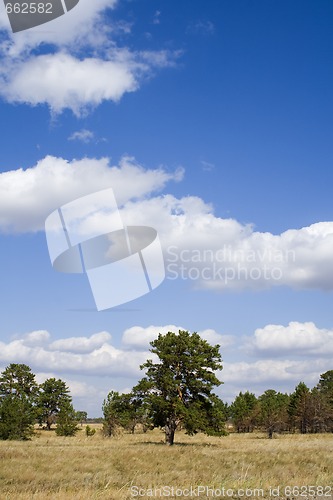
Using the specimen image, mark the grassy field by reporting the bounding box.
[0,426,332,499]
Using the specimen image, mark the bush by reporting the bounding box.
[85,425,96,437]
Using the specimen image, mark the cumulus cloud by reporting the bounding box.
[119,196,333,292]
[222,356,331,396]
[211,319,333,401]
[198,329,235,348]
[0,326,231,379]
[122,325,234,351]
[49,331,112,353]
[250,321,333,357]
[122,324,185,350]
[0,51,147,115]
[22,330,51,346]
[65,379,105,400]
[0,155,183,232]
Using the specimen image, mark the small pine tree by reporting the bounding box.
[55,403,80,437]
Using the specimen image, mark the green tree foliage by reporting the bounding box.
[138,330,226,445]
[37,378,72,430]
[308,387,333,433]
[259,390,289,438]
[55,402,80,436]
[102,391,123,436]
[317,370,333,407]
[85,425,96,437]
[288,382,312,434]
[0,364,39,440]
[76,411,88,426]
[230,391,258,432]
[102,390,149,436]
[124,387,154,433]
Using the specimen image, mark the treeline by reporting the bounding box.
[101,373,333,441]
[229,374,333,438]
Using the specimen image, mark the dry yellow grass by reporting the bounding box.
[0,426,332,499]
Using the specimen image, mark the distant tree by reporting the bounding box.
[37,378,72,430]
[76,411,88,426]
[288,382,312,434]
[308,387,333,433]
[102,391,123,437]
[138,330,226,445]
[259,390,289,438]
[123,388,154,434]
[55,402,80,436]
[0,364,39,440]
[230,391,258,432]
[317,370,333,407]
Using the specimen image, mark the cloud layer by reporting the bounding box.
[1,322,330,413]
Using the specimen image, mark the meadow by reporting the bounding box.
[0,426,332,500]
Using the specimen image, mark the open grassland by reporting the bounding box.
[0,426,332,499]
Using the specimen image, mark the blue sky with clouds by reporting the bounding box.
[1,0,333,415]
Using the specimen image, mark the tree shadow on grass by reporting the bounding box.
[132,441,220,447]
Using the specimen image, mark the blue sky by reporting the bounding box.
[1,0,333,415]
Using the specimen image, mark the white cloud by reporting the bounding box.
[50,331,112,353]
[122,325,233,351]
[22,330,51,346]
[213,319,333,401]
[68,129,95,143]
[65,379,105,400]
[198,329,235,348]
[0,155,183,232]
[0,52,139,115]
[250,321,333,356]
[120,196,333,292]
[122,325,185,350]
[222,356,330,396]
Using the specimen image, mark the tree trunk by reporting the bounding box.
[268,428,273,439]
[165,419,177,445]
